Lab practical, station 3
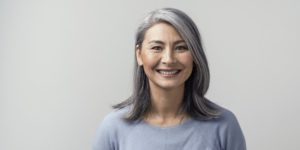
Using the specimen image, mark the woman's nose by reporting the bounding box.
[161,48,176,64]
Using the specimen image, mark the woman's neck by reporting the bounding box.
[147,83,186,120]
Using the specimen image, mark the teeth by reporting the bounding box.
[158,70,179,75]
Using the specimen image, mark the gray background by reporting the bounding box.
[1,0,299,150]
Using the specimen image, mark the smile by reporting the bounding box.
[156,69,181,76]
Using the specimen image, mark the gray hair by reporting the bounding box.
[114,8,220,121]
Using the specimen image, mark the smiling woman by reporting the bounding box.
[93,8,246,150]
[136,23,194,91]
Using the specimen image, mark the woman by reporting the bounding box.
[93,8,246,150]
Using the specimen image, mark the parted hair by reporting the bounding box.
[113,8,220,121]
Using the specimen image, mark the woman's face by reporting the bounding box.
[136,22,194,90]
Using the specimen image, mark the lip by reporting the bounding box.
[156,68,181,71]
[156,69,181,78]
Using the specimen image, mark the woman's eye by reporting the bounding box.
[175,45,188,51]
[151,46,163,51]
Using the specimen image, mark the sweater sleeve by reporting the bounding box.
[92,114,117,150]
[219,110,247,150]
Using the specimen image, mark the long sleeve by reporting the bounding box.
[92,116,116,150]
[219,110,246,150]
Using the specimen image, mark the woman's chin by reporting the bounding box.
[150,81,184,91]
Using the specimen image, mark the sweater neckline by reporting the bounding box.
[140,117,194,130]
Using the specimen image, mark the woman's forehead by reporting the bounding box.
[143,23,184,43]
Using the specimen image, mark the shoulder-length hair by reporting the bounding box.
[114,8,220,121]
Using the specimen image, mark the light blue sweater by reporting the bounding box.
[93,106,246,150]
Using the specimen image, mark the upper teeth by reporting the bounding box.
[159,70,178,75]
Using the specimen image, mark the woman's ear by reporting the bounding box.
[136,45,143,66]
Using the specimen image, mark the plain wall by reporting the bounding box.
[1,0,299,149]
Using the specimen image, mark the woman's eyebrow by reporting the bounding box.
[148,40,164,44]
[174,40,186,45]
[148,40,185,45]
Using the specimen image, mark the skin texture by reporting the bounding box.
[136,23,194,127]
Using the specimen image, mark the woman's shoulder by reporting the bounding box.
[100,107,131,128]
[207,102,247,149]
[93,107,132,149]
[207,101,241,126]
